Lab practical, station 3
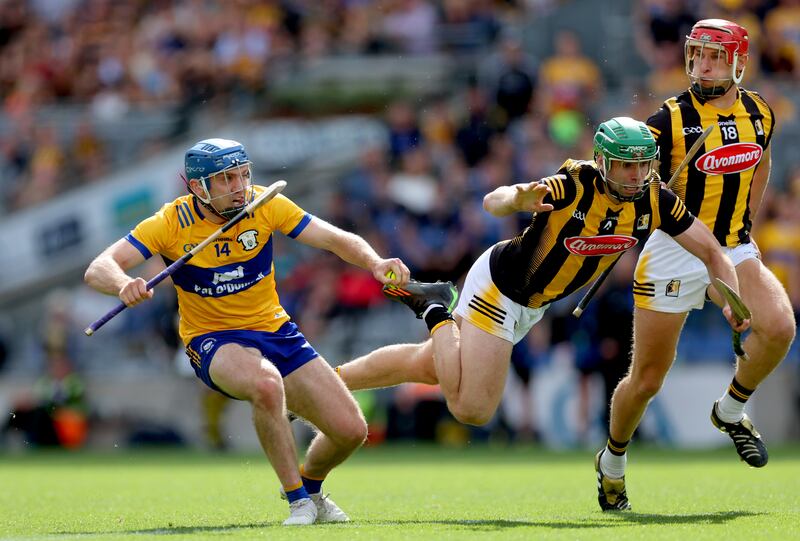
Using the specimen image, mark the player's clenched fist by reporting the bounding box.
[119,277,154,306]
[374,258,410,287]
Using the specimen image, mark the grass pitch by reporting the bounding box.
[1,444,798,540]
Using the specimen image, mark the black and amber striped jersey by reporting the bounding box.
[647,88,774,247]
[489,159,694,308]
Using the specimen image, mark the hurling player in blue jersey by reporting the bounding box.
[85,138,410,526]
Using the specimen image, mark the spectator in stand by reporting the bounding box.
[13,126,63,210]
[763,0,800,74]
[639,0,697,51]
[438,0,501,52]
[455,83,496,167]
[386,100,424,163]
[755,181,800,312]
[71,120,108,183]
[380,0,439,55]
[538,30,603,117]
[2,290,88,448]
[479,29,538,130]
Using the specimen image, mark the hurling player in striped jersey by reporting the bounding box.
[336,118,748,474]
[596,20,796,512]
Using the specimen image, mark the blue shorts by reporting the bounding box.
[185,321,319,398]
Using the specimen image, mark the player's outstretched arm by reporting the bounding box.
[672,220,750,333]
[293,218,410,286]
[483,180,554,217]
[85,238,152,306]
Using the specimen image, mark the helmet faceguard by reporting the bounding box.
[593,117,658,203]
[685,19,749,98]
[184,139,253,220]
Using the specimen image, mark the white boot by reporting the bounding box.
[311,492,349,522]
[282,497,317,526]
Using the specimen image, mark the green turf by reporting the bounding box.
[1,445,799,540]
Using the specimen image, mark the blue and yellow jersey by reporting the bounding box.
[125,185,312,345]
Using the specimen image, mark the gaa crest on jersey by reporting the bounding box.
[564,235,638,256]
[237,229,259,251]
[666,279,681,297]
[695,143,762,175]
[636,214,650,230]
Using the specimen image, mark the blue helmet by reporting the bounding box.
[185,138,250,184]
[184,138,253,220]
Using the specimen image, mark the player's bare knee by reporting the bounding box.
[249,373,285,413]
[450,401,493,427]
[329,413,368,449]
[630,372,665,401]
[344,416,368,449]
[754,313,796,348]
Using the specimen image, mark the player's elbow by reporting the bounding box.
[84,259,101,288]
[482,194,494,213]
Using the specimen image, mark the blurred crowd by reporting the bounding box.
[1,0,799,209]
[0,0,799,448]
[0,0,538,211]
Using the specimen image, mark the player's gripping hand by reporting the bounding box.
[722,304,750,333]
[514,181,554,213]
[119,277,154,307]
[373,258,410,287]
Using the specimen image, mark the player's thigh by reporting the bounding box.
[209,343,281,401]
[630,307,687,383]
[457,319,514,412]
[736,258,795,334]
[283,357,365,436]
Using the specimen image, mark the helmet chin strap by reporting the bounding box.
[195,197,231,221]
[691,79,733,98]
[605,180,647,203]
[190,184,240,221]
[216,204,245,221]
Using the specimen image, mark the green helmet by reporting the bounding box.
[593,117,658,202]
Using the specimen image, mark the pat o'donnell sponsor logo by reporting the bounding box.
[695,143,763,175]
[564,235,638,256]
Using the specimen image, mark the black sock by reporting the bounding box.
[606,436,629,456]
[727,376,754,403]
[423,305,454,333]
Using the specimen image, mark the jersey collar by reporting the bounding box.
[191,195,208,221]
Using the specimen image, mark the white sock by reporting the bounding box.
[600,448,627,479]
[716,393,746,423]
